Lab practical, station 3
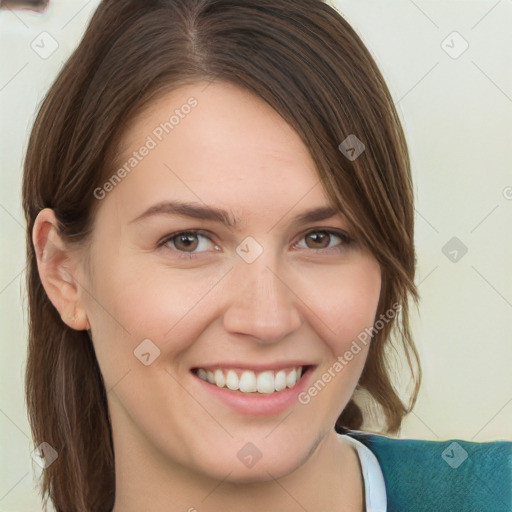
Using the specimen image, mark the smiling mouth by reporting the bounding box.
[192,366,312,394]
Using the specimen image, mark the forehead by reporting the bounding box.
[101,80,337,225]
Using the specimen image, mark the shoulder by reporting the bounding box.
[341,428,512,512]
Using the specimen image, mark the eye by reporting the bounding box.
[294,229,353,252]
[157,230,219,258]
[157,228,353,260]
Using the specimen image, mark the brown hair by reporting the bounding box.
[22,0,421,510]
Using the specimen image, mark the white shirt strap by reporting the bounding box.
[338,433,387,512]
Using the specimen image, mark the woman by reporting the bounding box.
[22,0,511,511]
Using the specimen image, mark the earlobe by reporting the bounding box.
[32,208,90,331]
[62,303,91,331]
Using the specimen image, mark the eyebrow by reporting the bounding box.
[129,200,342,229]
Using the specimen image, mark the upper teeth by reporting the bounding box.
[196,367,303,394]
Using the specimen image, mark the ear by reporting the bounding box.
[32,208,90,331]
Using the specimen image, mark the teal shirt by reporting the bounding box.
[341,428,512,512]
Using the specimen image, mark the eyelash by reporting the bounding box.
[156,229,354,260]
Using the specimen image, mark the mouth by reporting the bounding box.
[191,365,314,395]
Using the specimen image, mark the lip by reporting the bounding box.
[191,364,315,416]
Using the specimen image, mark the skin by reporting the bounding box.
[33,81,381,511]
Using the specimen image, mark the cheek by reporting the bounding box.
[85,251,228,367]
[295,259,380,416]
[294,255,382,354]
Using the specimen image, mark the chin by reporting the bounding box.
[191,438,311,484]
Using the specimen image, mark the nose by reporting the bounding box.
[222,253,302,344]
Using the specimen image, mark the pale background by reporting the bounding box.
[0,0,510,510]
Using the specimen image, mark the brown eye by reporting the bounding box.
[158,231,217,256]
[304,231,331,249]
[173,233,199,252]
[296,229,353,252]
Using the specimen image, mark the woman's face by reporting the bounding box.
[78,80,381,482]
